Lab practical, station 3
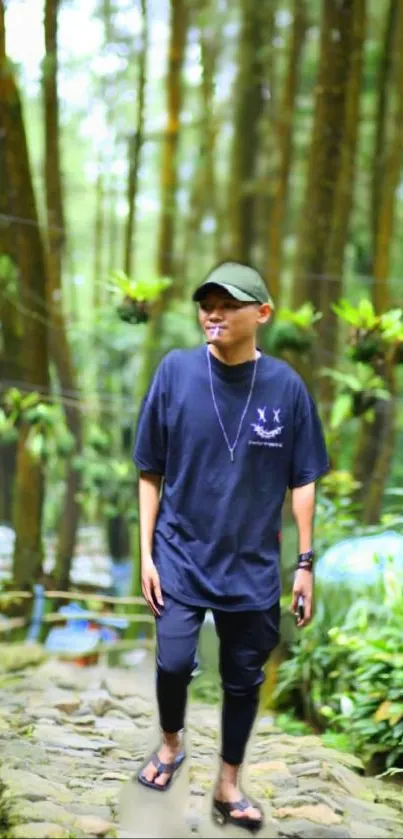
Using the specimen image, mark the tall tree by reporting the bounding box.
[353,2,403,524]
[182,0,221,277]
[157,0,188,278]
[135,0,189,405]
[227,0,275,263]
[0,0,50,587]
[292,0,355,313]
[266,0,307,303]
[320,0,366,408]
[0,136,20,525]
[93,152,105,308]
[371,0,397,265]
[372,0,403,313]
[124,0,148,278]
[43,0,83,590]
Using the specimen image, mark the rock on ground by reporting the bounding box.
[0,646,401,838]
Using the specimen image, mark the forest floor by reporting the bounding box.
[0,645,401,839]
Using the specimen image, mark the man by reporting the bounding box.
[133,261,329,832]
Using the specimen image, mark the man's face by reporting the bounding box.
[197,288,271,346]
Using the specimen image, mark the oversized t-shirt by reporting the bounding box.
[133,346,329,611]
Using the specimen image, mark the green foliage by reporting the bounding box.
[320,362,390,429]
[190,672,221,705]
[332,299,403,364]
[73,422,137,524]
[0,254,18,294]
[273,567,403,771]
[274,712,313,737]
[332,298,379,330]
[279,302,323,329]
[313,471,362,555]
[107,270,173,325]
[109,270,172,301]
[0,389,75,462]
[266,303,322,355]
[0,408,18,445]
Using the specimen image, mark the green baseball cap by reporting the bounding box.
[192,262,274,308]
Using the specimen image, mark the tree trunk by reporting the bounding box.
[0,0,50,588]
[266,0,307,303]
[0,134,21,524]
[362,384,397,524]
[93,155,105,308]
[43,0,82,590]
[227,0,273,263]
[320,0,366,412]
[0,290,19,523]
[124,0,148,278]
[292,0,354,312]
[353,5,403,522]
[182,0,221,279]
[353,362,397,524]
[266,0,307,304]
[108,175,119,275]
[372,1,403,313]
[371,0,398,255]
[157,0,188,279]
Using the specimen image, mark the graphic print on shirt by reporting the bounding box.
[249,406,284,448]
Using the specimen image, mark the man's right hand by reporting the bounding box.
[141,556,164,616]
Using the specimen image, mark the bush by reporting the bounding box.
[273,572,403,772]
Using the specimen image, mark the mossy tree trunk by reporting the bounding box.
[320,0,366,414]
[371,0,398,268]
[0,135,21,525]
[43,0,83,590]
[266,0,307,304]
[157,0,188,280]
[0,0,50,588]
[124,0,148,279]
[353,4,403,523]
[292,0,354,313]
[182,0,221,278]
[227,0,274,264]
[372,0,403,313]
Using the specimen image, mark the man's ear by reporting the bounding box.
[257,303,273,325]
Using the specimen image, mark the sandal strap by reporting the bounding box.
[151,751,185,776]
[151,754,175,775]
[231,797,251,813]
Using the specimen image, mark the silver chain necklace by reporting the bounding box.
[206,346,259,462]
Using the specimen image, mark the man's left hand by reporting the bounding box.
[291,568,313,628]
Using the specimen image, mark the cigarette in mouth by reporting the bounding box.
[210,326,221,338]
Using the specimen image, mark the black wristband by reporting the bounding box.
[297,549,314,571]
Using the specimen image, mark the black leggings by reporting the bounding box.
[155,593,280,766]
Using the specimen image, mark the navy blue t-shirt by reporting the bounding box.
[133,346,329,611]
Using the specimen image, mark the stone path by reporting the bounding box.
[0,644,401,838]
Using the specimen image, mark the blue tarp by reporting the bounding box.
[315,530,403,586]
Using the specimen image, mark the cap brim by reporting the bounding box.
[192,281,259,303]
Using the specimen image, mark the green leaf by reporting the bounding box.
[108,270,172,302]
[358,298,376,326]
[20,392,40,410]
[330,393,353,429]
[26,431,46,461]
[332,299,362,326]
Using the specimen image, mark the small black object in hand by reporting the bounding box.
[297,595,304,621]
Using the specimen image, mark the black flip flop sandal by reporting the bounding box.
[212,797,263,833]
[137,750,186,792]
